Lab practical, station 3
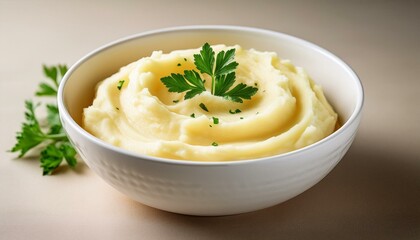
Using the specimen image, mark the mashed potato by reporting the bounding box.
[83,45,337,161]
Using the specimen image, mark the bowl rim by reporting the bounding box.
[58,25,364,166]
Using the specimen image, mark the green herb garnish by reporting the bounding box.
[36,65,68,96]
[211,142,218,146]
[190,113,195,118]
[10,65,77,175]
[229,109,242,114]
[117,80,125,90]
[199,103,209,112]
[212,117,219,124]
[160,43,258,103]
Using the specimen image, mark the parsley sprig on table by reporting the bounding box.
[161,43,258,103]
[10,65,77,175]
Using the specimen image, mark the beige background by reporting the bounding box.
[1,0,419,239]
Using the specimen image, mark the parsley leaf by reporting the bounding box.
[40,143,77,176]
[10,65,78,175]
[194,43,214,76]
[213,72,235,96]
[11,101,44,157]
[161,70,206,100]
[214,48,238,77]
[36,65,67,96]
[61,143,77,167]
[161,43,258,103]
[36,83,57,96]
[40,144,65,176]
[46,104,62,134]
[223,83,258,103]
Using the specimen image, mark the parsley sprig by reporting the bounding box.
[161,43,258,103]
[10,65,77,175]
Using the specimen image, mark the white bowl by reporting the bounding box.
[58,26,364,216]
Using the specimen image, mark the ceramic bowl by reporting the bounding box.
[58,26,363,216]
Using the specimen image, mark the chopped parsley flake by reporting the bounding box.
[229,109,241,114]
[211,142,218,146]
[173,100,179,103]
[117,80,125,90]
[190,113,195,118]
[199,103,209,112]
[212,117,219,124]
[177,63,181,66]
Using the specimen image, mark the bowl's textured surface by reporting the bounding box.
[58,26,363,216]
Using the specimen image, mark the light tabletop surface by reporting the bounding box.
[1,1,419,239]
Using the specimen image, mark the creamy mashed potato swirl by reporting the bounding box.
[83,45,337,161]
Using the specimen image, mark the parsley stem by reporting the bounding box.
[211,75,215,95]
[45,133,68,141]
